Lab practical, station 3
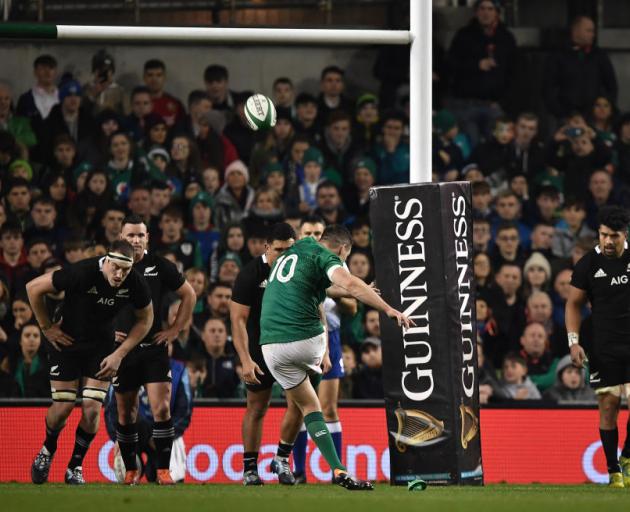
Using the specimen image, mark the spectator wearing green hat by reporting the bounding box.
[188,191,220,267]
[262,162,300,218]
[217,251,242,287]
[299,146,326,214]
[433,109,464,181]
[8,160,34,184]
[343,157,377,218]
[353,93,380,151]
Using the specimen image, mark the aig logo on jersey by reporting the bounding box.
[611,275,628,286]
[97,297,115,306]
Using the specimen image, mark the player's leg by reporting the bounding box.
[62,377,108,484]
[242,387,272,484]
[31,376,79,484]
[597,387,623,486]
[271,398,303,485]
[319,330,344,462]
[263,335,372,490]
[292,374,322,483]
[115,388,141,483]
[620,382,630,484]
[146,380,175,485]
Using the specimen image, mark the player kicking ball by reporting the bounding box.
[27,241,153,484]
[260,225,413,490]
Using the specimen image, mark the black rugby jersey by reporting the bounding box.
[116,252,185,344]
[231,254,270,346]
[571,243,630,355]
[51,256,152,350]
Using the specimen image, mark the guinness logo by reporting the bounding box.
[390,405,445,452]
[459,405,479,449]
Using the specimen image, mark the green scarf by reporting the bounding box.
[14,354,41,397]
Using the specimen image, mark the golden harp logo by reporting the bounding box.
[459,405,479,449]
[390,406,446,452]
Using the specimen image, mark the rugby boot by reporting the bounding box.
[609,472,625,488]
[65,466,86,485]
[124,469,140,485]
[243,470,264,486]
[270,456,296,485]
[620,456,630,486]
[293,472,307,485]
[332,469,374,491]
[31,449,54,484]
[156,469,175,485]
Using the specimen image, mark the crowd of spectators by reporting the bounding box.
[0,0,625,404]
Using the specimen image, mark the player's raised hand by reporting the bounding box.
[242,358,264,385]
[369,282,381,295]
[115,331,127,343]
[570,344,587,368]
[386,307,415,329]
[96,351,123,379]
[43,322,74,351]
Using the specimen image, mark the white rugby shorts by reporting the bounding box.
[262,333,327,390]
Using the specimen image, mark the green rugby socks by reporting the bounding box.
[304,411,345,472]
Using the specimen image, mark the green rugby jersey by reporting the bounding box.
[260,237,343,344]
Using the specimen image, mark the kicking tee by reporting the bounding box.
[260,237,342,344]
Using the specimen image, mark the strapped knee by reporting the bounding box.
[51,387,77,403]
[82,386,107,403]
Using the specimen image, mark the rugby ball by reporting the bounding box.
[244,93,277,131]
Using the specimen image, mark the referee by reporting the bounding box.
[566,205,630,488]
[230,222,302,485]
[115,215,196,485]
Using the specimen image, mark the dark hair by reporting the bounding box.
[188,89,210,109]
[381,109,406,125]
[503,351,527,367]
[563,197,585,210]
[320,65,344,80]
[108,239,134,259]
[32,196,56,208]
[122,214,146,228]
[26,238,51,253]
[150,180,170,191]
[144,59,165,72]
[321,224,352,248]
[104,203,127,215]
[33,54,57,68]
[536,185,560,200]
[131,85,151,98]
[161,205,184,222]
[350,217,370,232]
[598,205,630,232]
[267,222,296,244]
[325,110,352,127]
[7,177,30,192]
[209,281,232,294]
[53,133,76,149]
[273,77,293,88]
[295,92,317,106]
[316,180,339,194]
[0,222,22,238]
[300,214,325,227]
[472,180,490,195]
[63,236,86,253]
[204,64,228,83]
[496,221,519,236]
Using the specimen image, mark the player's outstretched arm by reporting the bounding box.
[154,281,196,345]
[329,267,415,328]
[230,300,263,385]
[26,273,73,350]
[97,303,154,379]
[565,285,588,368]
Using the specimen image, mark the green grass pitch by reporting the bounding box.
[2,483,629,512]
